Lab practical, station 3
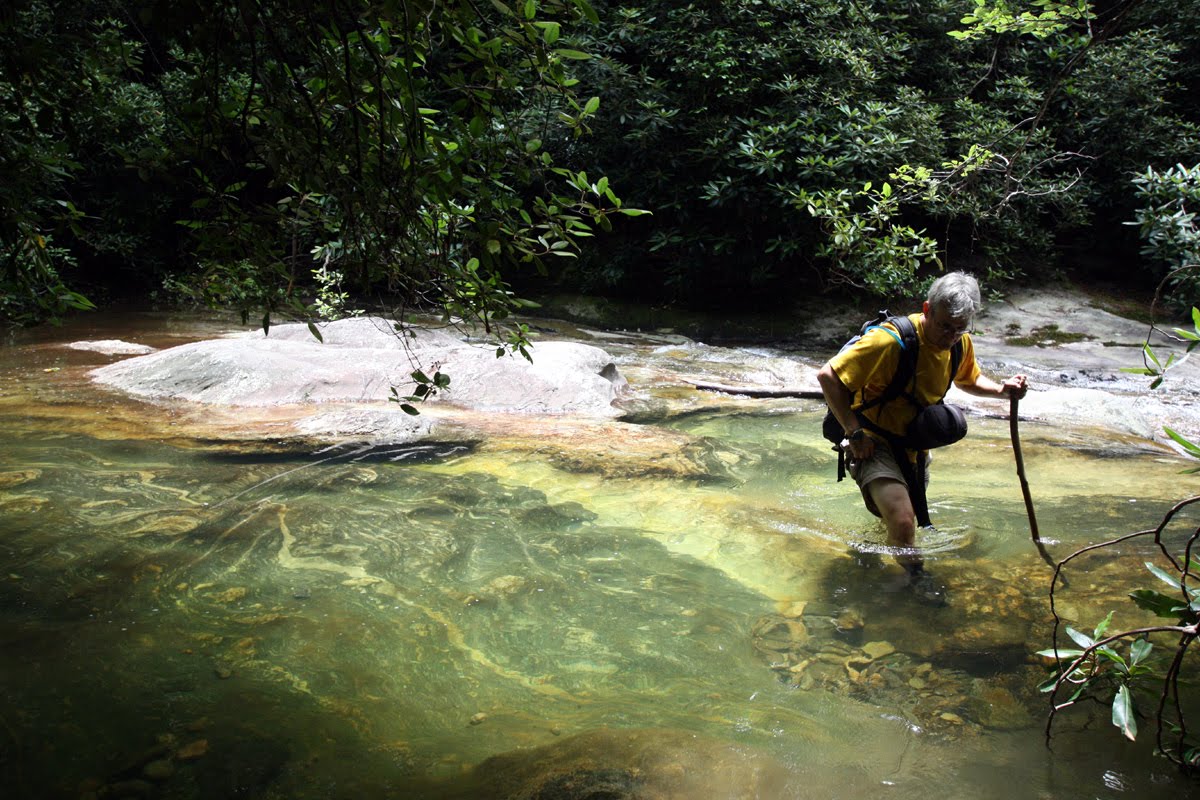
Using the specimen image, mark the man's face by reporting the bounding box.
[923,301,971,351]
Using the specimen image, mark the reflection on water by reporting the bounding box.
[0,312,1197,799]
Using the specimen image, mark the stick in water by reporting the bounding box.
[1009,394,1058,573]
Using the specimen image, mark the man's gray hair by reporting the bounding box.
[927,271,981,319]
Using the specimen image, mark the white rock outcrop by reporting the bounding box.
[90,317,627,417]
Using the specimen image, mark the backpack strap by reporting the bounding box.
[857,315,919,414]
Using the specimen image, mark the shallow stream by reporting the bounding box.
[1,310,1197,799]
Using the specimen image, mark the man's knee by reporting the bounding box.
[867,479,916,534]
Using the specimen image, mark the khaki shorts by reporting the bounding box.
[848,443,930,517]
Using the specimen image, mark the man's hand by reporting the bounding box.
[1000,374,1029,400]
[845,432,876,462]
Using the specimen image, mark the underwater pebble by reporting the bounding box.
[176,739,208,761]
[142,759,175,781]
[778,600,807,618]
[834,608,864,631]
[469,713,488,726]
[104,778,154,798]
[862,641,895,660]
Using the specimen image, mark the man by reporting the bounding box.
[816,271,1028,601]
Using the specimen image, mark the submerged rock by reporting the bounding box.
[450,727,798,799]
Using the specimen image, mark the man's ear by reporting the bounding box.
[922,300,931,315]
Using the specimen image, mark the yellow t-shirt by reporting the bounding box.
[829,312,980,440]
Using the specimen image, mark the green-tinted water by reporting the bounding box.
[1,312,1197,799]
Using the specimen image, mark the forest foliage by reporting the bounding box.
[2,0,1198,327]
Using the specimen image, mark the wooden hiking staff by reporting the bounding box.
[1009,394,1058,572]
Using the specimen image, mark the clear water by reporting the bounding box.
[1,311,1197,799]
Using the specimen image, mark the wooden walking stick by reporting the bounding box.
[1010,394,1058,572]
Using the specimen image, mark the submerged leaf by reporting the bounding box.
[1130,589,1187,618]
[1112,685,1137,741]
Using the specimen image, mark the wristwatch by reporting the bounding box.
[847,428,865,442]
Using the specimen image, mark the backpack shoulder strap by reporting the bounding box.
[945,338,964,397]
[858,315,918,412]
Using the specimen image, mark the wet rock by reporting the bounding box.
[524,767,641,799]
[965,684,1036,730]
[207,586,248,604]
[103,779,155,798]
[750,615,809,656]
[861,641,895,660]
[777,600,807,618]
[176,739,208,761]
[470,713,489,726]
[0,469,40,488]
[67,340,156,356]
[195,736,288,798]
[91,318,627,417]
[833,607,865,633]
[518,503,598,529]
[142,759,175,781]
[484,576,529,598]
[459,727,797,799]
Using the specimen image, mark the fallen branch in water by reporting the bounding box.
[687,379,825,399]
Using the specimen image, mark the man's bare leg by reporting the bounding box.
[865,477,922,574]
[864,477,946,605]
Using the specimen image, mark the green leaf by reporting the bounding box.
[1130,589,1186,618]
[1130,638,1152,666]
[1095,646,1126,667]
[307,322,324,342]
[1164,427,1200,459]
[1145,561,1183,591]
[1065,626,1094,649]
[411,369,431,384]
[400,403,420,416]
[571,0,600,24]
[1036,648,1085,659]
[1143,343,1162,369]
[583,96,600,114]
[1093,610,1115,639]
[523,0,536,19]
[554,48,592,60]
[1112,684,1137,741]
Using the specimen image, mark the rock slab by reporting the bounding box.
[90,317,627,417]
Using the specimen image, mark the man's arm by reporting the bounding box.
[958,372,1029,399]
[817,363,875,460]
